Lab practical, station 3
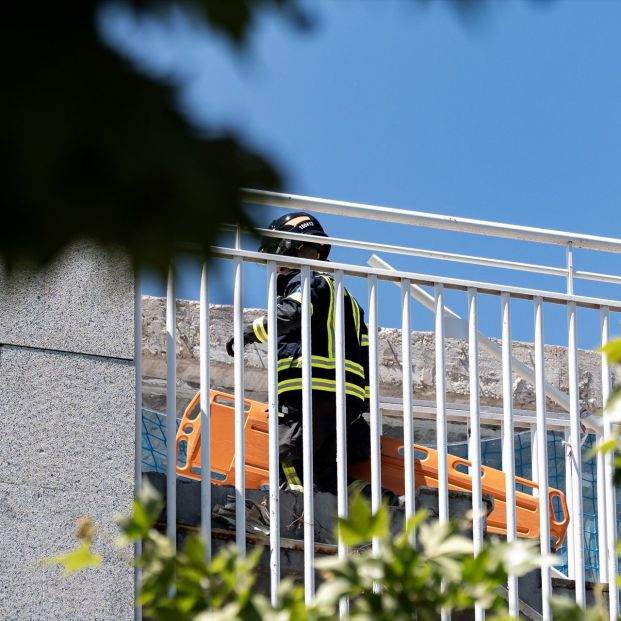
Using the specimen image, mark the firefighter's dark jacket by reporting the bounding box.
[243,270,369,408]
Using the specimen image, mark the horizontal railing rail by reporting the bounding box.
[223,223,621,290]
[243,189,621,254]
[210,246,621,311]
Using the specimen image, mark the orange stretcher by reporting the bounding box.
[176,389,569,550]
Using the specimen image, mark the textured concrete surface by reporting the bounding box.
[0,352,135,621]
[0,347,134,496]
[0,246,135,621]
[0,243,134,360]
[0,482,133,621]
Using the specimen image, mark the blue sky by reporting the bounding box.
[103,0,621,348]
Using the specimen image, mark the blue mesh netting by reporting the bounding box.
[141,408,186,473]
[450,430,621,581]
[142,407,617,581]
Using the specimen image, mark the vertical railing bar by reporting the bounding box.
[435,284,449,522]
[467,289,484,621]
[134,272,143,621]
[267,261,280,604]
[233,256,246,554]
[567,300,586,604]
[530,426,539,491]
[166,264,177,550]
[564,427,575,579]
[301,265,315,603]
[401,279,415,531]
[600,307,619,618]
[500,292,518,616]
[435,283,450,621]
[596,431,608,584]
[566,242,574,295]
[199,261,211,561]
[534,297,552,621]
[334,270,349,618]
[368,275,382,559]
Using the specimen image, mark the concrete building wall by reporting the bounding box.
[0,244,135,621]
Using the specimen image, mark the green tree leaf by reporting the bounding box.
[600,339,621,365]
[45,541,102,575]
[335,492,389,546]
[551,596,606,621]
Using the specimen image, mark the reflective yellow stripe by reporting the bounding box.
[349,293,361,341]
[347,479,369,495]
[361,334,369,347]
[277,378,366,400]
[365,386,370,398]
[282,463,303,491]
[277,355,365,378]
[321,275,335,359]
[286,291,313,314]
[252,317,268,343]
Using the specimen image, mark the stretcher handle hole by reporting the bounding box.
[213,394,252,411]
[177,440,188,468]
[397,446,429,460]
[187,405,200,421]
[549,490,569,526]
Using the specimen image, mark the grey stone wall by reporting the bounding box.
[141,295,612,445]
[0,244,135,621]
[141,296,607,408]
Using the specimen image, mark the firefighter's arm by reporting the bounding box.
[225,288,317,356]
[225,316,269,356]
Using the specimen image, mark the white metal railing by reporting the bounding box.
[137,190,621,621]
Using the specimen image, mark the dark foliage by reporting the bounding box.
[0,3,296,273]
[1,1,559,274]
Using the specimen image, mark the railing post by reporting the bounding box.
[301,265,315,604]
[600,307,619,618]
[166,263,177,551]
[402,279,415,531]
[334,270,349,618]
[500,292,519,616]
[566,241,574,295]
[134,272,143,621]
[567,300,586,604]
[368,275,382,558]
[233,256,246,553]
[564,427,575,579]
[199,261,211,561]
[434,284,449,523]
[467,289,484,621]
[267,261,280,604]
[435,283,450,621]
[534,297,552,621]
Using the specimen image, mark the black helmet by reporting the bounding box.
[259,212,331,260]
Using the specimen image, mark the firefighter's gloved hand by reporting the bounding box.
[226,336,235,357]
[226,334,252,357]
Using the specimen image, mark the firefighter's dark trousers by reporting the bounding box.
[278,392,371,495]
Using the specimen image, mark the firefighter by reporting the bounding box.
[226,212,371,494]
